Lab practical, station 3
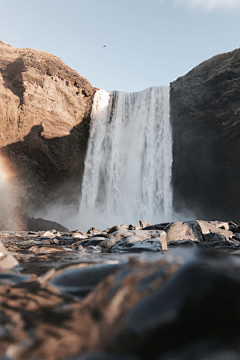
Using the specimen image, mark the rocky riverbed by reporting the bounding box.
[1,219,240,359]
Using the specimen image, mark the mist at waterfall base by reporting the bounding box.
[77,87,173,231]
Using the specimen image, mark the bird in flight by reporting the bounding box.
[103,44,108,48]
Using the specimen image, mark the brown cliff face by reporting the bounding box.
[0,41,96,216]
[171,48,240,222]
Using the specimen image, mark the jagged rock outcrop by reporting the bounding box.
[0,40,96,214]
[171,48,240,222]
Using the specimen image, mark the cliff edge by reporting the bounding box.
[0,41,96,214]
[171,48,240,221]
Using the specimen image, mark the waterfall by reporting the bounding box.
[79,86,172,230]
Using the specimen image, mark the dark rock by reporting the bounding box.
[110,238,163,253]
[74,239,90,248]
[27,217,69,232]
[48,263,125,298]
[228,221,237,232]
[233,233,240,241]
[232,225,240,233]
[128,224,137,230]
[87,238,105,246]
[102,250,240,359]
[204,232,230,246]
[141,223,170,231]
[171,47,240,222]
[87,227,103,235]
[0,272,31,285]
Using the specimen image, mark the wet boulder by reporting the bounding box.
[165,221,203,244]
[197,220,235,246]
[102,230,167,253]
[197,220,232,237]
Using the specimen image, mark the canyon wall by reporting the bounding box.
[171,48,240,222]
[0,41,96,213]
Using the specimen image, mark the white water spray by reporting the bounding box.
[79,87,172,230]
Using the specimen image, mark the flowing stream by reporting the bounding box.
[79,87,172,230]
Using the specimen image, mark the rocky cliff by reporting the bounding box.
[0,41,96,215]
[171,48,240,222]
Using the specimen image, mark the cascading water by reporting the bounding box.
[79,86,172,230]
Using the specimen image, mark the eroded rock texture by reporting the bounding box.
[171,48,240,222]
[0,40,96,214]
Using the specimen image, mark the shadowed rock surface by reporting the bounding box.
[171,47,240,222]
[0,40,96,215]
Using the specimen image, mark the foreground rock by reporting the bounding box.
[0,40,96,214]
[0,240,18,269]
[2,220,240,359]
[2,246,240,359]
[171,47,240,222]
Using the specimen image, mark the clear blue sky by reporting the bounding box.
[1,0,240,92]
